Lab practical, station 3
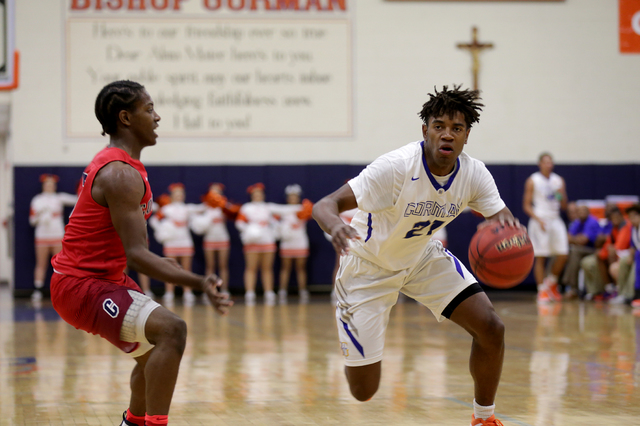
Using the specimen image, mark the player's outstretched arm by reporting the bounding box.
[312,183,360,255]
[95,162,232,314]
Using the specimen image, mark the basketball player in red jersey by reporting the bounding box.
[51,80,233,426]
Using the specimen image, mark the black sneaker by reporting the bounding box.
[120,411,136,426]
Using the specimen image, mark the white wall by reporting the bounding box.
[9,0,640,166]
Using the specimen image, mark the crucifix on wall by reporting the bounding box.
[456,27,494,91]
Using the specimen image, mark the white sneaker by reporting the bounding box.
[31,289,43,302]
[278,289,288,304]
[202,292,211,305]
[162,291,175,305]
[183,291,196,306]
[608,294,628,305]
[299,289,310,304]
[265,290,276,306]
[245,291,256,306]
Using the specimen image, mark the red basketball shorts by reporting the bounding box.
[50,272,143,354]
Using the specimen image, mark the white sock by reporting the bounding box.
[546,274,558,284]
[34,280,44,289]
[473,399,495,420]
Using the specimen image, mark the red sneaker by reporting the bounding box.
[548,283,562,301]
[471,414,504,426]
[537,287,552,304]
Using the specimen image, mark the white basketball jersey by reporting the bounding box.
[348,141,505,271]
[530,171,563,221]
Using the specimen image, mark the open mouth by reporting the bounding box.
[439,146,454,155]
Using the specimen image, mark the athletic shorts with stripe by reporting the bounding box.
[51,273,161,358]
[527,216,569,257]
[335,239,482,367]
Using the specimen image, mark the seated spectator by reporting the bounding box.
[580,205,631,301]
[561,203,603,297]
[624,205,640,308]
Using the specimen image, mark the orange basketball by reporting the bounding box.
[468,224,534,289]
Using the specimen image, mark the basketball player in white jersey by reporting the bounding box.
[313,85,518,426]
[522,153,568,303]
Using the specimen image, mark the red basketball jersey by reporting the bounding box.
[52,147,153,281]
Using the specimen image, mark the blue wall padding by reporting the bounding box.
[13,163,640,294]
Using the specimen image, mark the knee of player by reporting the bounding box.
[163,317,188,352]
[481,314,505,345]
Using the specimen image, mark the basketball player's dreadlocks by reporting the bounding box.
[418,85,484,129]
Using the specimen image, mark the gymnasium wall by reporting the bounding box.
[6,0,640,291]
[13,162,640,293]
[10,0,640,167]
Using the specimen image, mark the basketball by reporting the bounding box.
[468,224,534,289]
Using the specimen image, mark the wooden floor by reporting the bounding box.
[1,285,640,426]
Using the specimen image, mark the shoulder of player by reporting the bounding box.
[458,152,490,176]
[95,161,144,196]
[370,141,422,174]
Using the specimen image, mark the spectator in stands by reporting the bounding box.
[566,201,578,224]
[580,205,631,301]
[623,205,640,308]
[561,203,602,297]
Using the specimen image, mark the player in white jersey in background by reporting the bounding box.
[522,153,568,303]
[313,86,519,426]
[29,174,77,302]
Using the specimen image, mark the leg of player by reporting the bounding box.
[126,352,149,424]
[449,291,505,410]
[344,362,381,401]
[139,306,187,417]
[533,257,546,288]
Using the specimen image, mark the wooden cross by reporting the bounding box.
[456,27,494,91]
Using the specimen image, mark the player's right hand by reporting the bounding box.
[330,224,360,256]
[202,275,233,315]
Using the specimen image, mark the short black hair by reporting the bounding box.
[95,80,146,136]
[626,204,640,216]
[538,152,553,163]
[418,85,483,129]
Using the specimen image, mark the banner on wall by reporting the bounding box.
[65,1,352,138]
[620,0,640,53]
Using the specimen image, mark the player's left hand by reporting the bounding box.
[203,275,233,315]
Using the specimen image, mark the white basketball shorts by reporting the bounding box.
[334,240,479,367]
[527,217,569,257]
